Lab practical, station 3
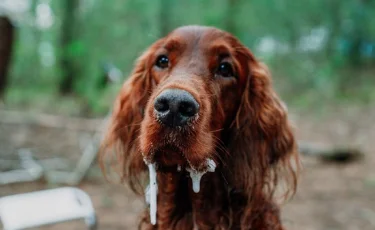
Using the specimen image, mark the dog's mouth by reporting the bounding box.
[143,142,214,172]
[152,144,188,171]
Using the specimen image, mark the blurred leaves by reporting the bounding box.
[4,0,375,115]
[66,40,86,58]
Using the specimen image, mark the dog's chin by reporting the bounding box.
[140,144,190,173]
[153,145,187,168]
[143,145,213,173]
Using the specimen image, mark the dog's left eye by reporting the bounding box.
[216,62,234,78]
[155,55,169,69]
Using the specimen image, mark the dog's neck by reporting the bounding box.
[143,162,283,229]
[143,162,251,229]
[153,169,229,228]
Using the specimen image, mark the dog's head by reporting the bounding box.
[100,26,299,197]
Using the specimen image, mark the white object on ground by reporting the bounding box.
[186,158,216,193]
[147,163,158,225]
[0,187,97,230]
[0,149,44,185]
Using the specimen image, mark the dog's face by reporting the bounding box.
[101,25,297,195]
[139,26,250,170]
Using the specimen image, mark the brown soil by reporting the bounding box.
[1,105,375,230]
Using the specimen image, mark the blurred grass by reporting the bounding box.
[4,53,375,117]
[268,54,375,112]
[4,79,122,117]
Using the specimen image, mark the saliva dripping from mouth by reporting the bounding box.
[146,163,157,225]
[144,158,216,225]
[186,159,216,193]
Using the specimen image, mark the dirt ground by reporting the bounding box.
[1,104,375,230]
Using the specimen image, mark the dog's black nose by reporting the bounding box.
[154,89,199,127]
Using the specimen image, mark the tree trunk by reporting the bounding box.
[226,0,238,35]
[0,16,14,98]
[159,0,172,37]
[30,0,41,81]
[325,0,341,57]
[59,0,79,95]
[346,0,369,68]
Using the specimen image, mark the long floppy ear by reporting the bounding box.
[99,50,154,194]
[229,47,300,203]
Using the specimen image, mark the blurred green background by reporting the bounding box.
[1,1,375,230]
[2,0,375,116]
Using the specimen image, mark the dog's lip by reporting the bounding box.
[144,144,187,167]
[156,144,184,154]
[143,148,214,173]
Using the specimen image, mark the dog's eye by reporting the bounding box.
[155,55,169,69]
[216,62,234,78]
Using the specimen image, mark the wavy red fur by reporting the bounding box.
[100,25,300,230]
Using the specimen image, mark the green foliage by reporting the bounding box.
[4,0,375,116]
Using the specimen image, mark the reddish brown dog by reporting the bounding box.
[100,25,300,230]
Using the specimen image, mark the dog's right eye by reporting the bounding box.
[216,62,234,78]
[155,55,169,69]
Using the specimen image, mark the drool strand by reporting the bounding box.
[147,163,158,225]
[187,158,216,193]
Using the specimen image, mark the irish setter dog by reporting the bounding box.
[100,25,300,230]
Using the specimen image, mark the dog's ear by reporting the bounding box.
[240,58,296,165]
[99,49,155,193]
[228,44,300,202]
